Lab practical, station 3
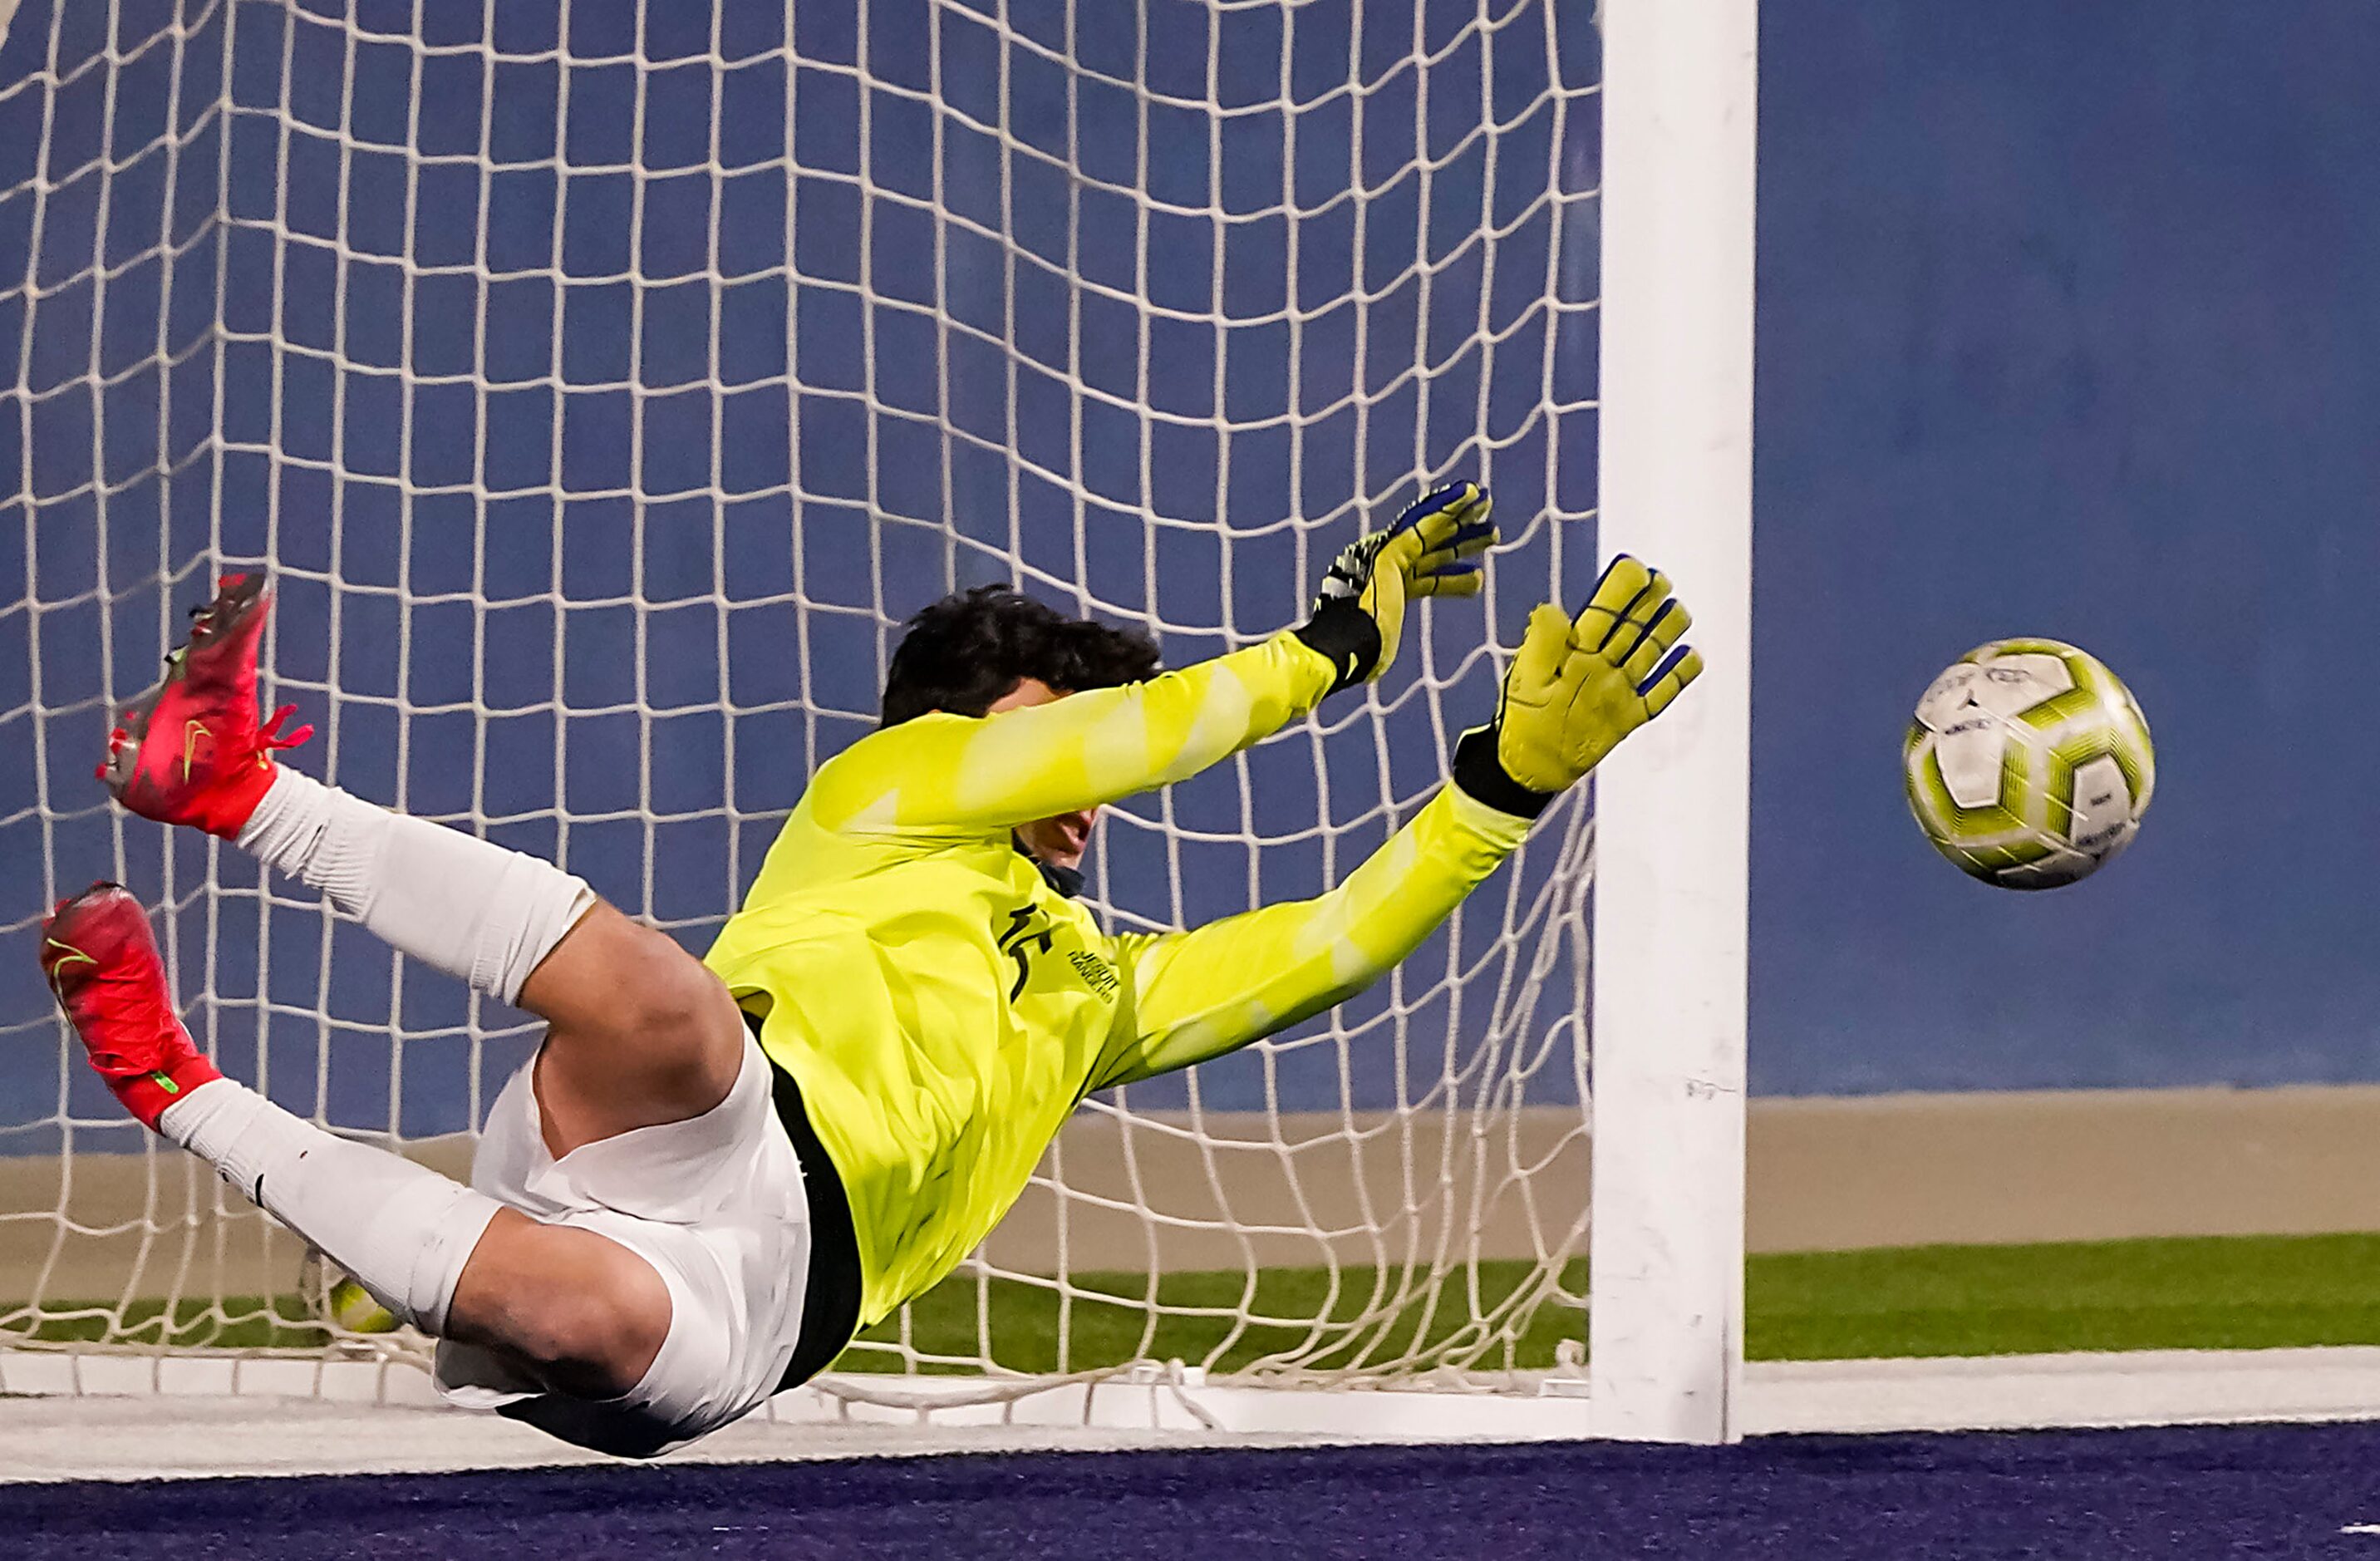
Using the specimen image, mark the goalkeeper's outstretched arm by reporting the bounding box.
[1092,556,1701,1088]
[803,485,1496,838]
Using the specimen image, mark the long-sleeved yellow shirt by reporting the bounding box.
[701,632,1536,1327]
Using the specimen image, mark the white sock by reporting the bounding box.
[237,767,593,1006]
[160,1078,500,1334]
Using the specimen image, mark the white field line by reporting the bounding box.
[4,1347,2380,1481]
[1741,1347,2380,1435]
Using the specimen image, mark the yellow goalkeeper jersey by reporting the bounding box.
[701,632,1537,1327]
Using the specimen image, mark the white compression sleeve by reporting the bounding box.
[159,1079,500,1334]
[237,767,593,1006]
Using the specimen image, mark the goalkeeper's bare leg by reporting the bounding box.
[52,575,798,1452]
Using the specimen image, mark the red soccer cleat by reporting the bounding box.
[100,573,312,840]
[42,884,223,1131]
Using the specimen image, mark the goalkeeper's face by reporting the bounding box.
[989,677,1098,870]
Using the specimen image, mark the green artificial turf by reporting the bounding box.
[16,1234,2380,1369]
[1746,1234,2380,1361]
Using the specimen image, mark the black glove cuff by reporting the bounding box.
[1291,599,1382,697]
[1452,726,1556,820]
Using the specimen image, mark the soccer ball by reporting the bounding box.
[1903,638,2155,889]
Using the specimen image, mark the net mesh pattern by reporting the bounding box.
[2,0,1599,1388]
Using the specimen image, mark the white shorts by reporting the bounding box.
[432,1034,813,1458]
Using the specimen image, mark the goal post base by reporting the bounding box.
[0,1345,1598,1442]
[782,1372,1596,1442]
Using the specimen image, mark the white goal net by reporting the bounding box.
[2,0,1600,1401]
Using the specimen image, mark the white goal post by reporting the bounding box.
[1590,0,1757,1445]
[1,0,1753,1445]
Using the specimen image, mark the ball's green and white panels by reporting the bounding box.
[1904,638,2156,890]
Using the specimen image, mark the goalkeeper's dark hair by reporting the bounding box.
[881,584,1163,726]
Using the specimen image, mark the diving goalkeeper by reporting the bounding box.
[41,482,1701,1457]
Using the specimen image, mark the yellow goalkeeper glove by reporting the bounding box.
[1452,555,1704,814]
[1294,481,1497,695]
